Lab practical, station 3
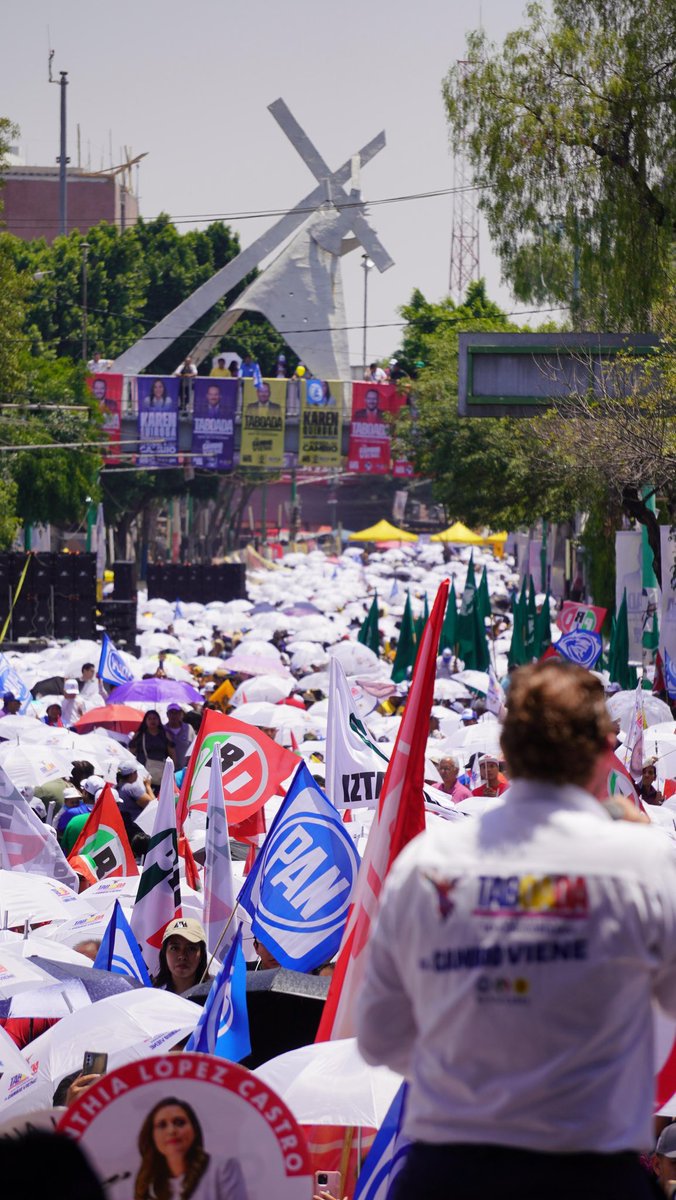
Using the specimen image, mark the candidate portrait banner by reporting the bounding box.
[347,382,404,474]
[240,378,285,468]
[298,378,342,467]
[191,378,236,470]
[88,373,123,464]
[137,376,179,468]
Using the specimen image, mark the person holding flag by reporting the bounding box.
[357,661,676,1200]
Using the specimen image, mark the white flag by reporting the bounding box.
[485,666,506,718]
[130,759,182,975]
[0,766,79,891]
[628,685,645,781]
[325,658,388,811]
[203,750,235,965]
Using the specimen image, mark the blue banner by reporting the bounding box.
[354,1083,409,1200]
[666,650,676,701]
[191,379,236,470]
[98,634,135,687]
[555,629,603,670]
[137,376,179,468]
[238,762,360,973]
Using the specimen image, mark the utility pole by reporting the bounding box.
[362,254,373,374]
[81,241,90,362]
[49,52,69,237]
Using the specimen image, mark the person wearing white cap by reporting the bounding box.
[61,679,86,728]
[154,919,207,995]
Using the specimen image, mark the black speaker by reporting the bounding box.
[113,560,137,601]
[73,555,96,598]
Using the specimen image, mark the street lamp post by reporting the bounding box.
[362,254,373,375]
[81,241,90,363]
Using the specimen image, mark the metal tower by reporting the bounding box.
[448,60,480,301]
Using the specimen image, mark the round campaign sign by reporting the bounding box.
[58,1052,313,1200]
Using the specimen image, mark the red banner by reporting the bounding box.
[556,601,607,635]
[87,374,124,465]
[347,382,404,475]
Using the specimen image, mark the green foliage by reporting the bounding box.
[443,0,676,328]
[4,214,297,375]
[394,282,582,530]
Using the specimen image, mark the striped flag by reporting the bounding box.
[316,580,449,1041]
[203,749,236,964]
[131,759,182,975]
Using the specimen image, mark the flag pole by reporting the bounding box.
[200,901,240,982]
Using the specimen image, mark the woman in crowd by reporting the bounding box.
[130,710,176,790]
[153,919,207,995]
[135,1097,248,1200]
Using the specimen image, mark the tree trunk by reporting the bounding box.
[621,485,661,584]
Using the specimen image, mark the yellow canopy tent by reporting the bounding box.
[482,530,508,558]
[348,519,418,543]
[430,521,483,545]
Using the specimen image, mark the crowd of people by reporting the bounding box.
[0,537,674,1196]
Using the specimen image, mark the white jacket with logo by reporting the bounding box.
[356,780,676,1153]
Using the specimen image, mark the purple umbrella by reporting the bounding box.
[106,679,204,705]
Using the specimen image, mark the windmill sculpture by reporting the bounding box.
[110,100,393,380]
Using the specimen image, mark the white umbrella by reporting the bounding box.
[38,910,120,948]
[0,743,76,790]
[433,678,472,701]
[188,655,227,673]
[0,715,57,743]
[21,989,201,1093]
[290,647,330,671]
[459,722,503,759]
[452,670,489,695]
[607,692,674,733]
[233,639,282,662]
[82,877,140,913]
[255,1037,402,1127]
[230,701,279,728]
[328,642,381,677]
[0,872,96,927]
[292,671,331,694]
[230,675,293,706]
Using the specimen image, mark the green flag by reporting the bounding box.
[507,594,528,668]
[608,589,638,690]
[391,592,417,683]
[533,591,552,659]
[524,576,538,658]
[457,555,489,670]
[440,581,458,652]
[477,566,491,623]
[358,592,380,656]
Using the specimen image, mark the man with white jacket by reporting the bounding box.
[357,661,674,1199]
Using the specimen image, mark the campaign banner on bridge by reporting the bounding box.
[88,373,123,464]
[191,378,236,470]
[347,382,403,475]
[137,376,179,468]
[240,379,285,468]
[238,761,360,972]
[298,379,342,467]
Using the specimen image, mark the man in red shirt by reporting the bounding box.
[471,755,509,798]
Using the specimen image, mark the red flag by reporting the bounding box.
[176,709,297,830]
[68,784,138,886]
[316,579,449,1042]
[231,806,267,847]
[178,834,201,892]
[654,651,666,696]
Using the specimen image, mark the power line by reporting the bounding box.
[3,182,481,232]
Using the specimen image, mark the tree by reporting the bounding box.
[443,0,676,329]
[393,282,586,531]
